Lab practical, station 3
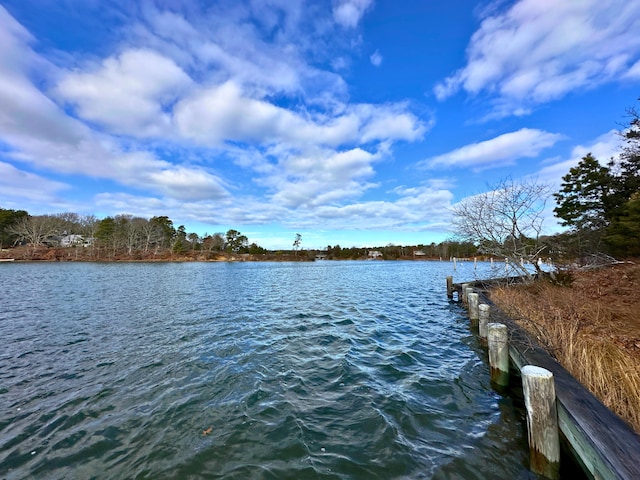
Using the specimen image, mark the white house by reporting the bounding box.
[59,235,93,247]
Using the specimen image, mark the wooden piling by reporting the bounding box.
[446,276,454,299]
[478,304,490,339]
[461,283,470,303]
[449,276,640,480]
[488,323,509,387]
[521,365,560,479]
[465,287,474,307]
[468,292,479,326]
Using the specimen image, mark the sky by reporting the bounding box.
[1,0,639,249]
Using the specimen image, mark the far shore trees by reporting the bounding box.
[225,229,248,253]
[0,207,487,262]
[8,214,66,250]
[293,233,301,255]
[0,208,28,248]
[202,232,225,252]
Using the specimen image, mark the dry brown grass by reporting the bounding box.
[490,262,640,433]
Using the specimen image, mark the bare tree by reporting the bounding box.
[7,214,64,248]
[139,219,163,254]
[452,177,550,278]
[187,232,200,250]
[293,233,301,255]
[203,232,225,252]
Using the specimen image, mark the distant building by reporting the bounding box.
[59,235,93,247]
[413,250,426,257]
[368,250,383,259]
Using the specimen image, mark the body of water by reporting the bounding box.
[1,261,545,479]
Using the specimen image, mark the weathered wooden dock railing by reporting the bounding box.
[448,277,640,480]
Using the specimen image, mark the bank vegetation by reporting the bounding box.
[490,262,640,433]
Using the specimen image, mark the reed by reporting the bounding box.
[490,270,640,433]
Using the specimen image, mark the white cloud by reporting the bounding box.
[529,129,623,233]
[0,162,69,203]
[174,81,353,146]
[567,129,621,164]
[174,81,425,148]
[265,147,379,208]
[93,190,296,228]
[134,1,346,101]
[0,7,32,69]
[536,129,621,188]
[93,192,170,216]
[355,103,426,143]
[435,0,640,116]
[626,60,640,80]
[370,49,382,67]
[144,167,228,201]
[311,184,454,230]
[423,128,563,170]
[0,25,228,204]
[333,0,374,28]
[55,49,192,136]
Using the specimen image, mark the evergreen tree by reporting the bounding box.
[552,101,640,259]
[0,207,28,247]
[604,193,640,257]
[225,229,248,253]
[553,153,614,231]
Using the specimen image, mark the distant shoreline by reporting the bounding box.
[0,245,462,263]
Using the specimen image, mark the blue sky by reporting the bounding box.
[1,0,639,249]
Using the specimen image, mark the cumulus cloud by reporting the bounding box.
[333,0,374,28]
[370,50,382,67]
[536,129,621,188]
[422,128,563,171]
[174,81,425,148]
[133,1,346,101]
[0,17,228,204]
[354,103,426,143]
[435,0,640,116]
[267,147,378,208]
[526,129,623,233]
[55,49,192,136]
[144,167,228,201]
[311,183,454,230]
[626,60,640,80]
[0,6,36,73]
[0,162,69,204]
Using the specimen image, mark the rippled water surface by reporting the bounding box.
[1,261,542,479]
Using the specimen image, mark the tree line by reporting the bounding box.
[0,208,480,261]
[323,241,477,260]
[0,211,270,259]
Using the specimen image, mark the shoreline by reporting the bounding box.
[0,245,474,263]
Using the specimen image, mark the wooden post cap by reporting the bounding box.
[522,365,553,379]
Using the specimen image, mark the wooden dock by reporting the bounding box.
[451,279,640,480]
